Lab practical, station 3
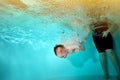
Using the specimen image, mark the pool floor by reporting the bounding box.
[43,76,117,80]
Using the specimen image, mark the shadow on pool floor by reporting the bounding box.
[43,75,117,80]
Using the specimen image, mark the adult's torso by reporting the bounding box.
[92,22,109,36]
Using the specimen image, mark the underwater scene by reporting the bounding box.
[0,0,120,80]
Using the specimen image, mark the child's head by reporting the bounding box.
[54,44,67,58]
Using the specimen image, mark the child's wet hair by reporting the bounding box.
[54,44,64,55]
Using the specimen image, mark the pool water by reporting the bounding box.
[0,0,120,80]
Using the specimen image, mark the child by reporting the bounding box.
[54,38,85,58]
[54,18,89,58]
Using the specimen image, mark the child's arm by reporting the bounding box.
[74,47,80,52]
[71,45,80,52]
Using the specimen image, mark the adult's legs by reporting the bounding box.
[99,52,109,79]
[106,49,120,80]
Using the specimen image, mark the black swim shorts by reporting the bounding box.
[92,33,113,53]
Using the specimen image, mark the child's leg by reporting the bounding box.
[106,49,120,79]
[99,52,109,79]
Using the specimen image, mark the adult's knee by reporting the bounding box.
[99,52,106,59]
[106,49,114,56]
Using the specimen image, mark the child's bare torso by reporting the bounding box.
[64,39,85,53]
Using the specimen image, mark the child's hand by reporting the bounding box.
[74,48,80,52]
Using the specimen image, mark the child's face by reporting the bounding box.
[56,47,67,58]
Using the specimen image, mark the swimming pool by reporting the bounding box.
[0,0,120,80]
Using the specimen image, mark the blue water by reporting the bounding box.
[0,8,120,80]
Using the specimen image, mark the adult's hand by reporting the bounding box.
[102,30,109,38]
